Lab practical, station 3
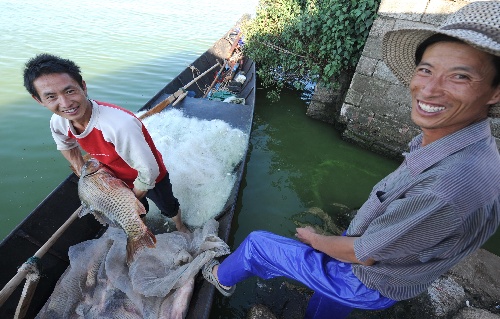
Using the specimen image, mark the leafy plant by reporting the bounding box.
[241,0,380,100]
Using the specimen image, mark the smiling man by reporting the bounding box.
[200,2,500,318]
[23,54,189,233]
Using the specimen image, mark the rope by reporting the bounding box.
[189,65,205,93]
[14,257,42,319]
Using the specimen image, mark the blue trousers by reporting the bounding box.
[218,231,396,319]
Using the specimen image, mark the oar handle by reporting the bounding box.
[139,62,220,120]
[0,206,81,307]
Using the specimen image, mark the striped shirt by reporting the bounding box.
[347,119,500,300]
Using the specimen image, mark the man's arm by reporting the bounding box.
[295,226,375,266]
[61,148,85,177]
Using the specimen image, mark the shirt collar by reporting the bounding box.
[403,119,492,176]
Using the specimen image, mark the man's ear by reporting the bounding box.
[487,85,500,106]
[82,80,87,95]
[32,95,43,104]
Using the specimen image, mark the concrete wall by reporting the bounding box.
[334,0,500,159]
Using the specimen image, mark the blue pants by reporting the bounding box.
[218,231,396,319]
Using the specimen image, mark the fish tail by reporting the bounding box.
[126,228,157,265]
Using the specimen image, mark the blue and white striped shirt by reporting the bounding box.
[347,119,500,300]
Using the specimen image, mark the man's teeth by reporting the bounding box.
[419,102,445,113]
[63,108,78,113]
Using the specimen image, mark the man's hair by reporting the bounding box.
[415,34,500,87]
[23,53,84,100]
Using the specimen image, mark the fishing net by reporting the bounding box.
[36,218,229,319]
[142,108,249,228]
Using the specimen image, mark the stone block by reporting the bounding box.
[453,308,500,319]
[393,19,435,31]
[423,0,470,25]
[356,56,378,76]
[428,277,466,317]
[448,249,500,305]
[344,89,363,106]
[378,0,429,21]
[386,83,411,105]
[373,61,399,84]
[367,17,396,39]
[351,74,389,100]
[361,35,383,60]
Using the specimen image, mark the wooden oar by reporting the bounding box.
[0,206,82,307]
[139,62,220,120]
[202,60,227,98]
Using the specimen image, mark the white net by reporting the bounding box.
[142,108,249,228]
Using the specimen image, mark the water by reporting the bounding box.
[0,0,498,317]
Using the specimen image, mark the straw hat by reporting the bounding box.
[382,1,500,117]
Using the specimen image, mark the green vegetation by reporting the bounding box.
[241,0,380,100]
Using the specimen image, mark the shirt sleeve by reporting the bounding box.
[353,192,461,262]
[50,115,79,150]
[106,115,160,191]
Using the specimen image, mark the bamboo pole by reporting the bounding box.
[0,206,82,307]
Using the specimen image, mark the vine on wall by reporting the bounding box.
[242,0,380,100]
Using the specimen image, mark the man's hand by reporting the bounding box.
[132,188,147,199]
[295,226,319,246]
[295,226,375,266]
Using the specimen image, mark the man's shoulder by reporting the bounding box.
[94,101,139,124]
[94,100,134,115]
[49,113,69,132]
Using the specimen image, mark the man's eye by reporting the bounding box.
[416,67,431,74]
[454,74,470,80]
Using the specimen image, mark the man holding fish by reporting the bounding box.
[23,54,189,243]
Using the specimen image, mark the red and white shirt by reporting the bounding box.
[50,100,166,190]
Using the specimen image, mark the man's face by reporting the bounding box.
[32,73,91,123]
[409,41,500,144]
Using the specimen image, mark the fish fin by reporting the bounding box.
[126,228,156,265]
[135,198,147,215]
[91,212,113,226]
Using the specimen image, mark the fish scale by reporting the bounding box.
[78,158,156,264]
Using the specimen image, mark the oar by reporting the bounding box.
[202,60,227,98]
[0,206,82,307]
[139,62,220,120]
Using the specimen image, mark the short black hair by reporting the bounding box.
[23,53,84,100]
[415,33,500,87]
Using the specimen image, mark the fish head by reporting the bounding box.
[80,158,102,177]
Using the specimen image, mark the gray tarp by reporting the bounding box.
[36,219,229,319]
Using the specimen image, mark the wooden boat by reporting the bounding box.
[0,24,255,319]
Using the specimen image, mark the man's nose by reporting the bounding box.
[59,95,72,108]
[421,75,445,96]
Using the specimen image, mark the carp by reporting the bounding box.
[78,158,156,265]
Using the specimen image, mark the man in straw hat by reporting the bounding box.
[201,1,500,318]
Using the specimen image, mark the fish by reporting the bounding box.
[78,158,156,265]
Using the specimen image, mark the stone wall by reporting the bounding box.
[308,0,500,159]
